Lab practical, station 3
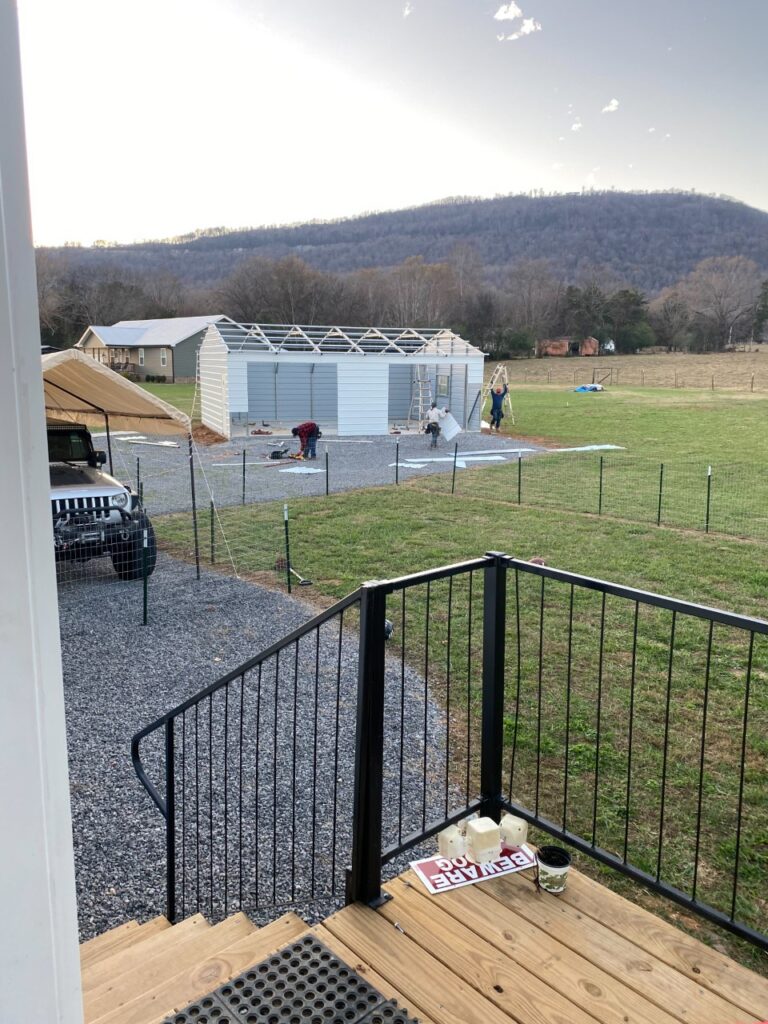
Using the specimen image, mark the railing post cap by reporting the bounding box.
[485,551,509,560]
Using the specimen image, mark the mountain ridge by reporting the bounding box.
[41,191,768,294]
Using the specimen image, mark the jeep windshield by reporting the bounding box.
[48,429,92,463]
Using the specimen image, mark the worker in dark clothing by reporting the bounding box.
[489,384,508,431]
[291,421,320,458]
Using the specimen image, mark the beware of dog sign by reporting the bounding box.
[410,844,536,895]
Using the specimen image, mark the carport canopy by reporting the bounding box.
[41,348,190,435]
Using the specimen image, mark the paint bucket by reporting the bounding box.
[536,846,571,894]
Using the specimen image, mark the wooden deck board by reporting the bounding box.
[384,871,679,1024]
[481,870,757,1024]
[551,867,768,1019]
[318,866,768,1024]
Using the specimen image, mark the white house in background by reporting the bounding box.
[199,322,486,438]
[76,314,231,382]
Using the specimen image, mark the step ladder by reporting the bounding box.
[485,363,514,425]
[407,377,433,430]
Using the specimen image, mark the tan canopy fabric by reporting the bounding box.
[42,349,190,435]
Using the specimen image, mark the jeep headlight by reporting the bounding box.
[112,492,129,509]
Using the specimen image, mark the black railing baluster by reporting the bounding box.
[181,711,186,919]
[444,575,453,817]
[593,592,606,847]
[480,553,507,821]
[348,582,388,906]
[238,674,244,910]
[623,602,640,864]
[465,571,474,805]
[398,588,406,844]
[732,633,755,921]
[562,585,575,833]
[508,568,522,799]
[208,697,213,919]
[254,663,262,906]
[311,628,320,898]
[692,620,713,901]
[272,650,279,905]
[291,641,299,902]
[195,703,200,911]
[657,610,676,882]
[223,684,229,914]
[535,575,545,818]
[331,611,344,894]
[422,581,431,829]
[165,719,176,923]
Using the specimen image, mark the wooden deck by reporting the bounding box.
[320,865,768,1024]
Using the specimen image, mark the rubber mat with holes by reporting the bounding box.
[161,934,421,1024]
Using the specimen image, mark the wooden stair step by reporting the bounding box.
[385,871,677,1024]
[85,913,252,1023]
[311,923,440,1024]
[81,922,139,965]
[550,866,768,1021]
[323,902,522,1024]
[91,912,309,1024]
[81,917,170,970]
[82,915,209,994]
[483,871,754,1024]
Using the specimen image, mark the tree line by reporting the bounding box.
[36,247,767,358]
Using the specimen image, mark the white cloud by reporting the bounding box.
[402,2,413,16]
[571,119,583,132]
[601,98,619,113]
[558,136,565,142]
[502,17,541,40]
[664,132,672,139]
[494,2,523,20]
[551,162,564,171]
[648,126,656,133]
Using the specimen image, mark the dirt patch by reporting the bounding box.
[193,423,227,446]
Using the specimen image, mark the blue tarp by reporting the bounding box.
[573,384,604,393]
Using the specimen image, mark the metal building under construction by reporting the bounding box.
[199,322,486,438]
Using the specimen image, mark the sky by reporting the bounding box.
[16,0,768,246]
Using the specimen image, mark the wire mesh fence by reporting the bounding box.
[419,450,768,541]
[509,355,767,392]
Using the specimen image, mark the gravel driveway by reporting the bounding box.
[60,556,456,940]
[103,429,545,515]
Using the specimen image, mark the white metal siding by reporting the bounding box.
[466,360,484,430]
[199,328,230,438]
[337,362,389,435]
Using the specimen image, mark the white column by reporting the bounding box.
[0,2,84,1021]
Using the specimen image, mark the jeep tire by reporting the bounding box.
[111,515,157,580]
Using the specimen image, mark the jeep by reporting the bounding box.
[48,421,157,580]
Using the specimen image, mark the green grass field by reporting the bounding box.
[138,381,199,421]
[154,384,768,969]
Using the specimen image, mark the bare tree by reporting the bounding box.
[676,256,762,346]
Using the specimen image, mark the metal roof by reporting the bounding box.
[78,315,232,349]
[212,322,484,357]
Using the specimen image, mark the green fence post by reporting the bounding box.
[598,455,604,515]
[451,442,458,494]
[242,448,246,506]
[395,441,399,485]
[657,463,664,526]
[210,500,215,564]
[517,453,522,505]
[283,503,292,594]
[705,465,712,533]
[325,447,329,496]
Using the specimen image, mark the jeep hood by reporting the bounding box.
[49,463,127,495]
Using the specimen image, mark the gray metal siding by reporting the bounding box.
[275,363,312,422]
[308,363,338,424]
[450,365,468,426]
[388,365,413,420]
[247,363,277,422]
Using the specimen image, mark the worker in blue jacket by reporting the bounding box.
[489,384,508,431]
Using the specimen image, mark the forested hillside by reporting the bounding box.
[43,191,768,293]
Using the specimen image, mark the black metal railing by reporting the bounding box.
[132,589,363,924]
[133,552,768,951]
